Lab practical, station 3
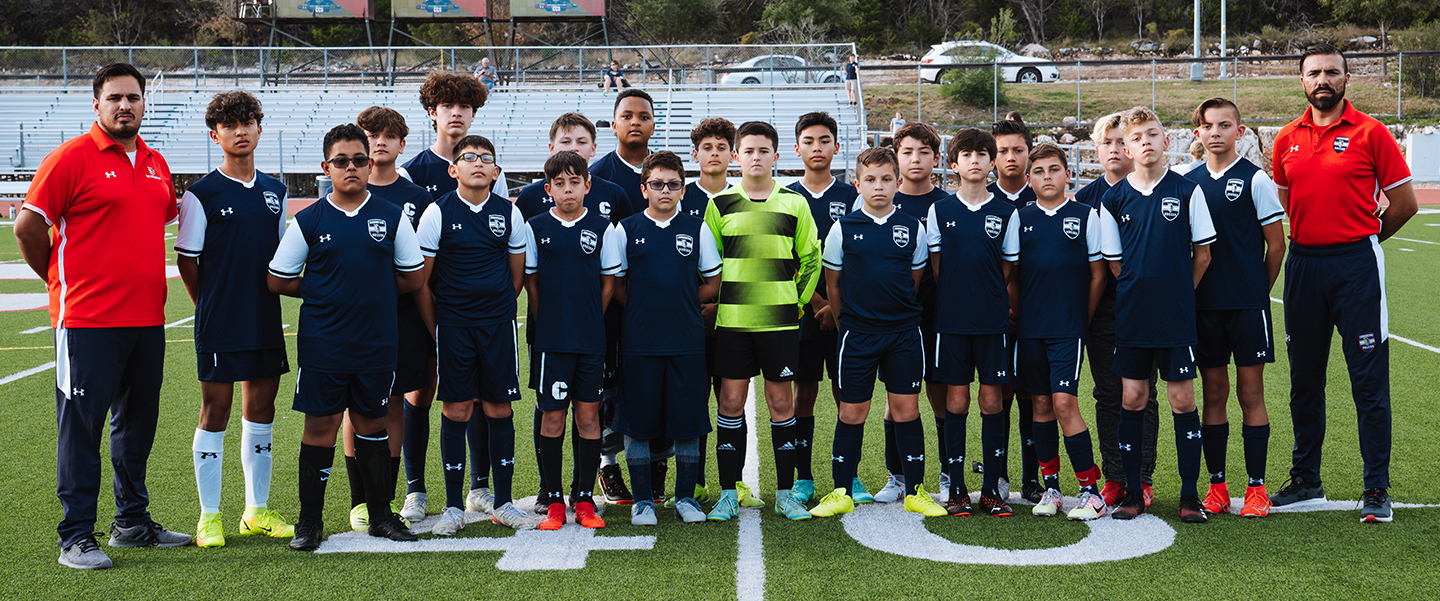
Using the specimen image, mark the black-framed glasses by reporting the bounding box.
[326,155,370,169]
[455,152,496,165]
[644,180,683,192]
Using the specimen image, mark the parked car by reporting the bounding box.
[718,55,843,86]
[919,41,1060,84]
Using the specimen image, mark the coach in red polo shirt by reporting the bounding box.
[14,63,193,570]
[1270,44,1417,523]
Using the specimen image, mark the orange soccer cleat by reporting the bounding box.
[538,503,567,531]
[1240,485,1272,518]
[1203,482,1232,515]
[574,501,606,529]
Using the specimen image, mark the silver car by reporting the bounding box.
[919,41,1060,84]
[718,55,843,85]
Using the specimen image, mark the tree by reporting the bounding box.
[626,0,717,44]
[1321,0,1439,52]
[761,0,855,39]
[1010,0,1051,43]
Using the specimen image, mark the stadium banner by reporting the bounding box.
[277,0,374,18]
[394,0,489,18]
[510,0,604,18]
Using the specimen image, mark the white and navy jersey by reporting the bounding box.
[927,194,1019,334]
[614,211,722,355]
[401,147,510,201]
[681,181,723,219]
[1184,157,1285,310]
[524,209,623,355]
[590,150,645,211]
[1073,177,1111,211]
[791,177,859,340]
[1099,171,1217,348]
[1014,200,1105,339]
[175,169,288,354]
[268,194,424,372]
[514,175,633,224]
[989,180,1037,211]
[417,191,527,327]
[822,207,928,334]
[893,187,948,323]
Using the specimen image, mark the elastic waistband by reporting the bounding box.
[1289,236,1376,258]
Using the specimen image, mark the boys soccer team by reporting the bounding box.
[130,68,1331,550]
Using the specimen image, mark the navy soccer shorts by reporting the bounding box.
[797,328,838,383]
[1014,337,1085,396]
[293,368,395,418]
[536,351,604,410]
[197,347,288,383]
[615,354,713,440]
[393,306,437,395]
[1196,308,1276,368]
[1113,346,1197,382]
[836,327,925,404]
[932,332,1010,386]
[436,321,522,404]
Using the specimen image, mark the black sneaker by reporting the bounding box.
[977,489,1013,517]
[651,460,668,504]
[1361,488,1393,523]
[599,463,633,504]
[1112,489,1146,520]
[1269,477,1325,508]
[289,519,324,551]
[108,521,192,548]
[368,513,419,542]
[1021,479,1044,504]
[1178,494,1209,523]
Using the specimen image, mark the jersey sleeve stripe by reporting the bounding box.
[1381,175,1413,191]
[21,203,52,225]
[700,265,721,277]
[822,258,842,270]
[1258,210,1285,226]
[396,261,424,272]
[1193,234,1217,246]
[174,245,201,257]
[1102,251,1122,260]
[268,267,300,278]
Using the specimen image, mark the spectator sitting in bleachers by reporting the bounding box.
[601,61,630,92]
[474,58,498,92]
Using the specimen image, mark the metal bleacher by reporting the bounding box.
[0,85,866,187]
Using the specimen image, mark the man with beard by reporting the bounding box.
[1270,43,1417,523]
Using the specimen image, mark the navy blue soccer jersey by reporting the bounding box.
[1099,171,1218,348]
[1184,157,1285,310]
[402,147,510,201]
[268,194,424,372]
[927,193,1019,334]
[524,208,623,354]
[590,150,646,211]
[1073,176,1114,211]
[514,175,633,224]
[416,191,527,326]
[822,207,928,333]
[791,177,859,339]
[681,181,723,219]
[988,180,1037,211]
[175,169,288,353]
[1014,200,1105,339]
[615,211,722,355]
[368,177,433,314]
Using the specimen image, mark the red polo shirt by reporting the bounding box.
[23,123,177,328]
[1273,100,1412,246]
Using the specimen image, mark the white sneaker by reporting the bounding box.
[938,472,951,503]
[432,506,466,536]
[400,492,428,522]
[631,501,658,526]
[875,474,906,503]
[997,477,1011,501]
[1032,488,1063,517]
[491,502,540,530]
[466,487,495,515]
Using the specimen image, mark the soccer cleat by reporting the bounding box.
[737,482,766,508]
[631,500,658,526]
[945,497,973,517]
[808,488,855,518]
[538,503,567,530]
[874,474,906,503]
[108,521,192,548]
[239,507,294,538]
[666,484,710,508]
[368,513,419,541]
[1361,488,1393,523]
[1240,485,1272,518]
[775,489,812,520]
[349,504,369,531]
[1022,479,1044,504]
[492,502,539,530]
[574,501,606,529]
[288,519,324,551]
[1269,478,1326,508]
[1032,488,1063,517]
[707,490,740,522]
[599,464,633,505]
[904,485,948,517]
[977,489,1013,517]
[937,472,951,503]
[851,478,875,504]
[1203,482,1231,515]
[792,479,816,504]
[58,535,112,570]
[997,477,1011,502]
[1067,491,1107,521]
[1100,481,1125,507]
[1178,494,1209,523]
[1142,483,1154,509]
[1111,489,1146,520]
[675,498,707,523]
[431,506,466,536]
[195,513,225,548]
[400,492,428,523]
[466,487,495,515]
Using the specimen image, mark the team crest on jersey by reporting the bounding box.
[1333,136,1350,153]
[1359,332,1376,352]
[367,219,387,241]
[1225,178,1245,202]
[676,233,694,256]
[263,191,281,214]
[829,201,847,222]
[489,213,507,237]
[984,215,1003,239]
[580,229,598,254]
[1062,217,1081,239]
[1160,197,1181,221]
[892,225,910,248]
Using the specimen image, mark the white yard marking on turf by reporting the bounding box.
[1216,496,1440,514]
[317,517,653,571]
[0,361,56,386]
[20,325,49,334]
[736,376,765,601]
[0,264,183,279]
[0,293,48,312]
[1391,237,1440,246]
[1269,297,1440,355]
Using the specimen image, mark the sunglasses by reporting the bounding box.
[644,180,684,192]
[454,152,497,165]
[325,155,370,169]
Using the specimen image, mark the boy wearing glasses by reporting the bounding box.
[268,124,425,550]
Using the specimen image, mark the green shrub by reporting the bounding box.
[1395,21,1440,98]
[940,65,1008,108]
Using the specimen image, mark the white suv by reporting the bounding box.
[919,41,1060,84]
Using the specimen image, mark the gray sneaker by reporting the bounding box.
[675,497,706,523]
[631,501,658,526]
[108,521,192,548]
[59,535,112,570]
[1360,488,1393,523]
[1269,478,1326,508]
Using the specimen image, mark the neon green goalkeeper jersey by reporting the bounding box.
[704,182,822,332]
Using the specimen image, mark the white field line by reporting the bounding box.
[1390,237,1440,246]
[20,325,49,334]
[1269,297,1440,355]
[0,315,194,387]
[736,377,764,601]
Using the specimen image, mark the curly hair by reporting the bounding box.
[205,90,263,130]
[690,117,736,149]
[419,71,487,121]
[356,106,409,139]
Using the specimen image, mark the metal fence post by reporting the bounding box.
[1232,57,1238,102]
[194,47,199,85]
[916,65,922,123]
[1075,61,1081,123]
[62,49,67,88]
[1398,52,1404,118]
[324,50,329,87]
[993,61,999,123]
[1151,60,1157,110]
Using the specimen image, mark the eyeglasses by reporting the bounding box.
[325,155,370,169]
[455,152,496,165]
[644,180,684,192]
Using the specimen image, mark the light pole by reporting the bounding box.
[1191,0,1203,81]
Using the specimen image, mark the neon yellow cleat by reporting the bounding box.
[808,488,855,518]
[239,507,295,538]
[196,512,225,548]
[737,482,766,508]
[349,504,369,532]
[904,485,948,517]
